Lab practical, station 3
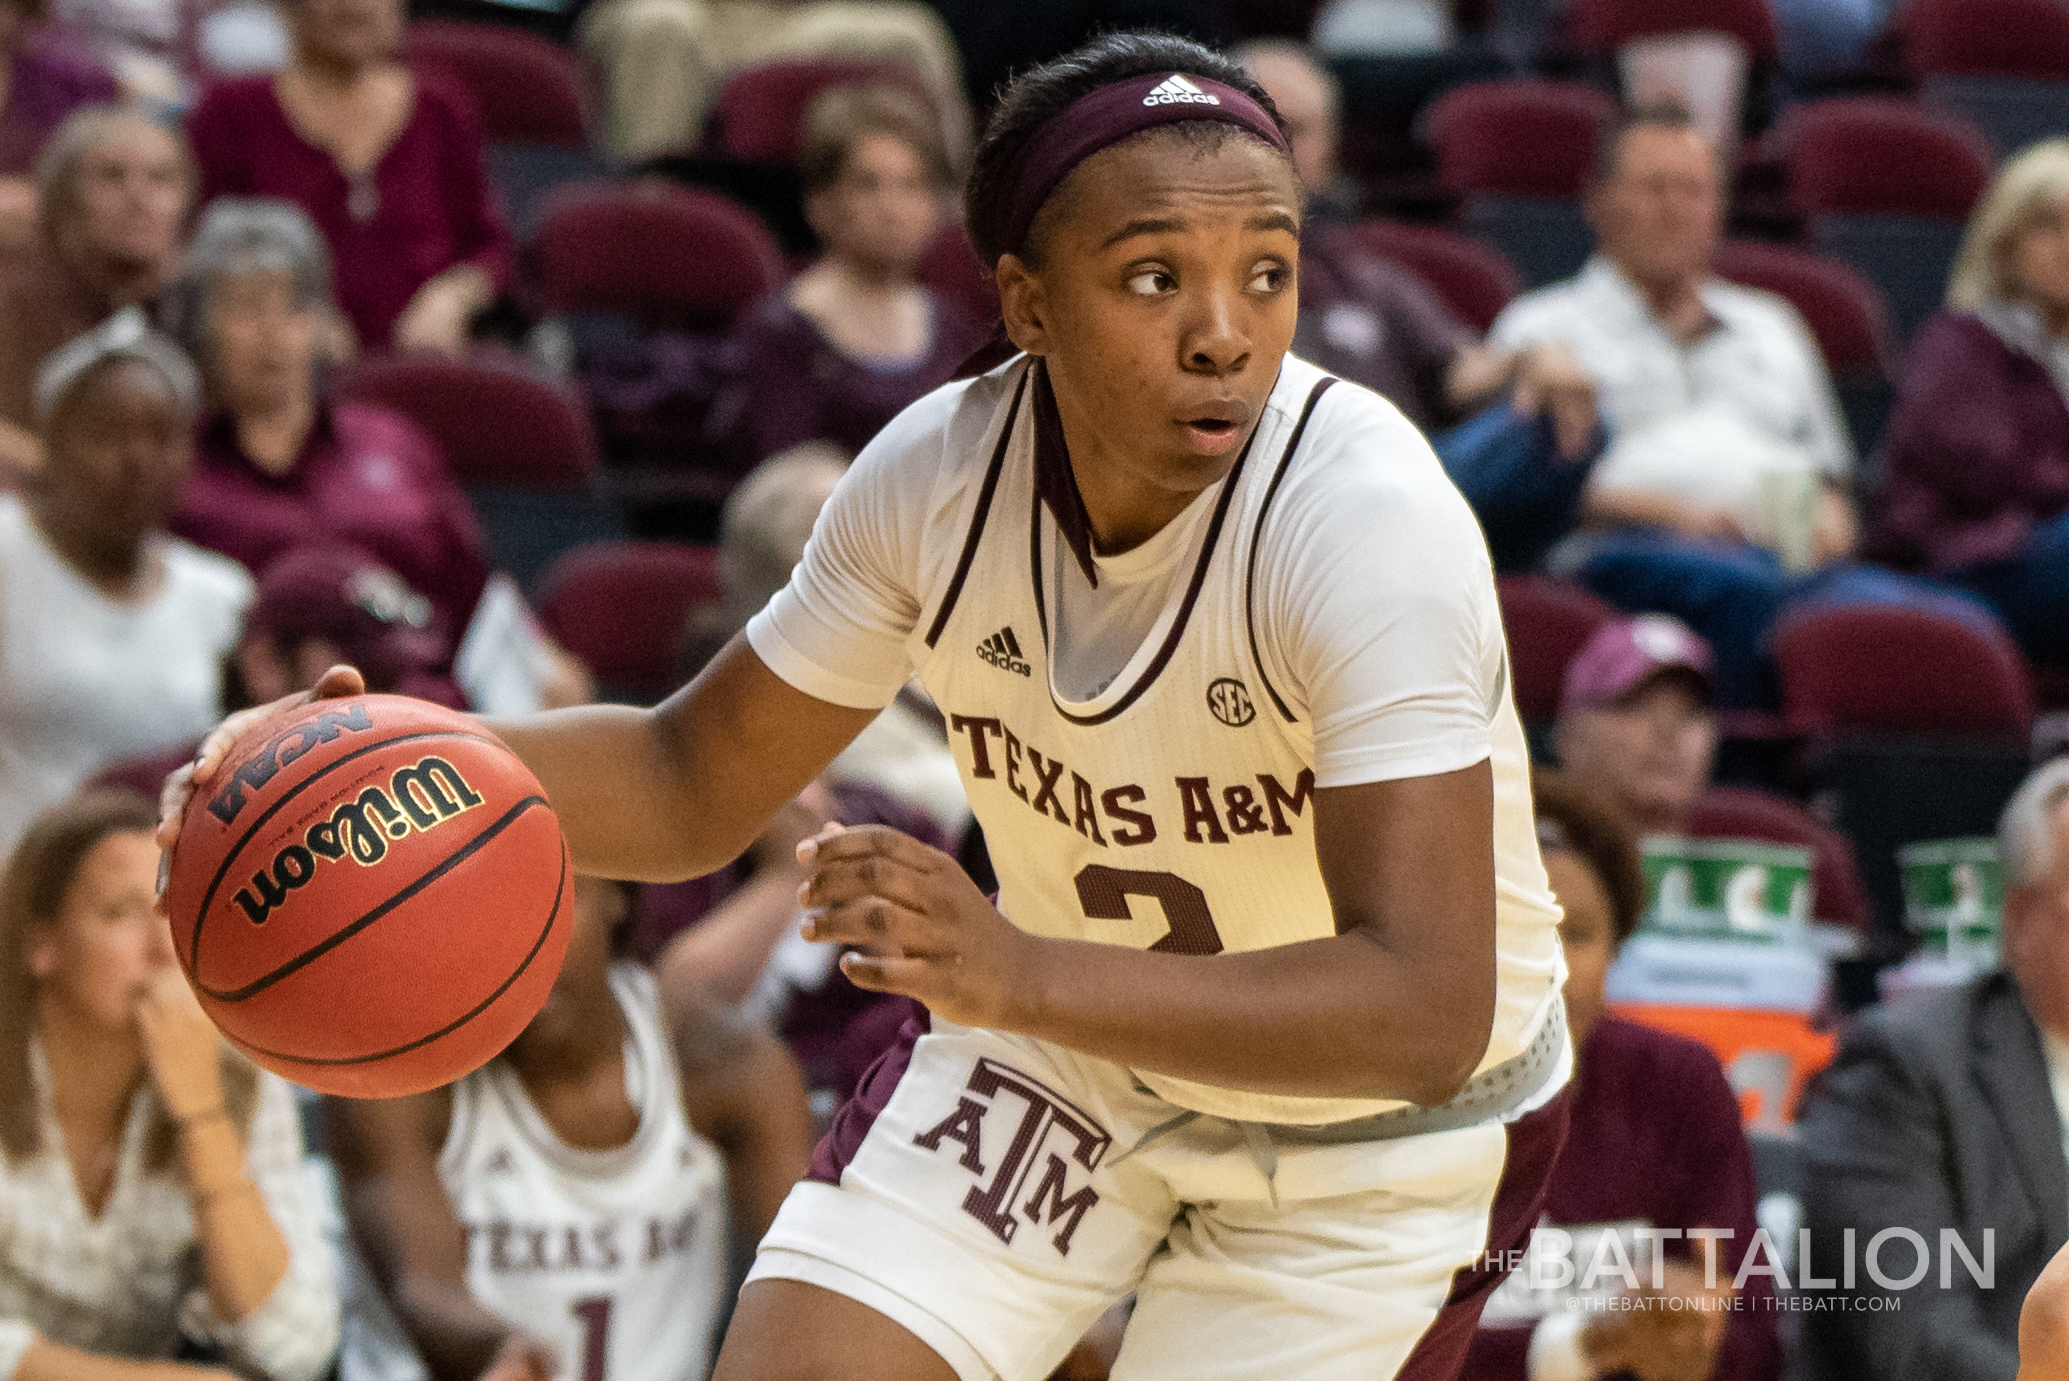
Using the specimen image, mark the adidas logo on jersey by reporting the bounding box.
[1143,74,1220,107]
[978,626,1032,677]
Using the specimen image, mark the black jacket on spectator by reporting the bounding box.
[1799,971,2065,1381]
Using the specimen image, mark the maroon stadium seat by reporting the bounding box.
[1771,603,2034,739]
[1496,576,1616,725]
[1567,0,1778,57]
[1710,240,1891,378]
[1422,80,1616,200]
[337,352,598,490]
[1905,0,2069,82]
[1686,786,1870,930]
[919,221,999,327]
[708,58,934,164]
[404,20,589,151]
[1350,222,1522,334]
[1776,98,1993,222]
[533,183,783,330]
[535,542,723,700]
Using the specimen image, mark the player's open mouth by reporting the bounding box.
[1182,414,1246,455]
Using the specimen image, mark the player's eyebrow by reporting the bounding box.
[1101,216,1187,249]
[1246,211,1299,236]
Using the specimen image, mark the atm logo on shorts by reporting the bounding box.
[1144,74,1220,106]
[913,1058,1112,1257]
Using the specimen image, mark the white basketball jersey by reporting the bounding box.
[439,965,728,1381]
[907,355,1563,1126]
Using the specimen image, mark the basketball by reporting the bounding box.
[163,694,574,1099]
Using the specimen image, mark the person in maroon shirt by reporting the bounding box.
[1462,770,1782,1381]
[1868,140,2069,669]
[163,198,490,642]
[716,82,987,464]
[183,0,511,357]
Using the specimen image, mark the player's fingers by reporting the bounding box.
[802,853,932,912]
[314,664,368,700]
[837,949,930,997]
[156,761,197,858]
[803,895,923,947]
[800,823,943,872]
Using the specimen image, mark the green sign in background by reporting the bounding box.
[1639,837,1814,943]
[1898,837,2002,969]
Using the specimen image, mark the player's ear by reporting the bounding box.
[997,254,1050,356]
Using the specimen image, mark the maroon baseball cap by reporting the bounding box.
[1559,614,1715,716]
[244,544,456,701]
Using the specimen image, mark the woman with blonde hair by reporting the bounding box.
[1868,138,2069,667]
[0,789,338,1381]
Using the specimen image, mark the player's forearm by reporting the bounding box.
[388,1277,516,1381]
[715,1038,816,1245]
[1002,927,1494,1105]
[13,1340,232,1381]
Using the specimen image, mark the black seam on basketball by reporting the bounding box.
[923,368,1026,649]
[223,838,568,1068]
[185,729,507,974]
[194,794,549,1002]
[1245,378,1337,725]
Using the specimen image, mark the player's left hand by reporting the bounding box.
[798,824,1033,1029]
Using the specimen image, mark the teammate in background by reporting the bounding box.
[325,875,814,1381]
[167,31,1568,1380]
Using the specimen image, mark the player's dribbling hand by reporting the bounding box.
[798,824,1033,1029]
[155,664,369,883]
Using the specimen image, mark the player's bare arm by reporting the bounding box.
[800,764,1496,1106]
[324,1090,554,1381]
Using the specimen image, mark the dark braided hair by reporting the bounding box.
[964,31,1288,269]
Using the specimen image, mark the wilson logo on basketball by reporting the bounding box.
[231,756,485,927]
[210,704,377,825]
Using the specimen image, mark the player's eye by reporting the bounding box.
[1125,268,1176,297]
[1249,262,1290,294]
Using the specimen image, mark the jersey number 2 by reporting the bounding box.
[1073,865,1224,956]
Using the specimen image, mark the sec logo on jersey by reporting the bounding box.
[1206,678,1255,727]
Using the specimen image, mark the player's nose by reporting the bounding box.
[1179,281,1250,376]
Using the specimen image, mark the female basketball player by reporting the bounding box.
[166,32,1570,1381]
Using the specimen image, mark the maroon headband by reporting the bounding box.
[998,71,1290,260]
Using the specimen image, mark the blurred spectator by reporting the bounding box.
[0,0,115,181]
[0,789,338,1381]
[0,105,188,473]
[717,83,985,465]
[1553,613,1718,839]
[1464,769,1780,1381]
[234,544,459,708]
[185,0,512,357]
[1491,106,1857,705]
[578,0,968,167]
[327,873,811,1381]
[1243,40,1596,442]
[1871,140,2069,670]
[0,312,248,855]
[923,0,1219,114]
[1799,757,2069,1380]
[163,199,490,642]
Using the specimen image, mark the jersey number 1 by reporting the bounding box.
[1073,865,1224,955]
[572,1297,611,1381]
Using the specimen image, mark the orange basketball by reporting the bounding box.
[164,694,573,1099]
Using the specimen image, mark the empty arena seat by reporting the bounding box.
[534,542,723,702]
[1422,81,1616,287]
[708,58,934,164]
[1495,575,1617,726]
[1350,221,1522,334]
[1772,603,2033,740]
[1686,785,1869,930]
[1905,0,2069,157]
[1567,0,1777,57]
[533,182,783,330]
[1710,240,1895,451]
[336,352,620,585]
[1776,98,1994,344]
[404,20,589,150]
[919,221,999,328]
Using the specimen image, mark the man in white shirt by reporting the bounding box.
[1488,105,1861,706]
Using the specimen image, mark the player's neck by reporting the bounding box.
[504,980,625,1087]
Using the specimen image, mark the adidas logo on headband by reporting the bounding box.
[1144,74,1221,107]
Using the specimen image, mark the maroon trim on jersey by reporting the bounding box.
[806,1001,932,1185]
[1391,1088,1574,1381]
[923,371,1029,650]
[1243,377,1337,725]
[1031,360,1102,589]
[1032,411,1262,730]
